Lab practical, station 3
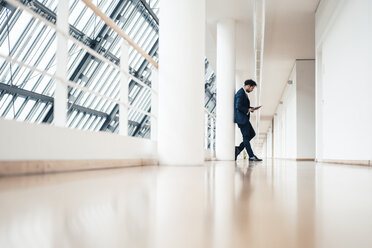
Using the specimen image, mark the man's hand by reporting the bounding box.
[248,106,262,114]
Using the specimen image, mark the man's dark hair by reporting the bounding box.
[244,79,257,86]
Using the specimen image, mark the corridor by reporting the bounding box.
[1,160,371,248]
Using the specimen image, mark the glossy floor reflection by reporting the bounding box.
[0,159,372,248]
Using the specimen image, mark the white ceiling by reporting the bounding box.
[206,0,320,136]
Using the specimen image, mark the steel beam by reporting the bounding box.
[139,0,159,25]
[0,82,128,122]
[132,106,151,136]
[0,83,53,102]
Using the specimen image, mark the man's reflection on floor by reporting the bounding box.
[232,160,254,247]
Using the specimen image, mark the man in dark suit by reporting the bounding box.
[234,79,262,161]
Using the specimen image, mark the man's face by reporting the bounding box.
[245,85,255,93]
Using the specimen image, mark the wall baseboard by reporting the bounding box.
[0,159,159,177]
[316,159,371,166]
[272,158,315,161]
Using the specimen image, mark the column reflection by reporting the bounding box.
[0,167,156,248]
[295,161,316,248]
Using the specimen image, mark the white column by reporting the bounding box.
[315,49,324,160]
[205,113,208,150]
[151,69,158,141]
[235,73,243,147]
[158,0,205,165]
[119,41,129,136]
[54,0,69,127]
[296,60,315,159]
[211,117,215,152]
[216,19,236,160]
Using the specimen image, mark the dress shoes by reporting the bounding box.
[249,155,263,162]
[234,147,239,161]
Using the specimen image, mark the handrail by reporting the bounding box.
[0,53,156,118]
[204,108,216,119]
[81,0,158,69]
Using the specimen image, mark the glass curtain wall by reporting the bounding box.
[0,0,216,139]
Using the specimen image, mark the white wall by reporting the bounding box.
[262,141,267,159]
[296,60,316,159]
[266,125,273,158]
[316,0,372,161]
[206,25,217,72]
[0,119,157,161]
[272,60,315,159]
[273,66,297,159]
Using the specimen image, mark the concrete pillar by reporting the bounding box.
[296,60,315,159]
[54,0,69,127]
[158,0,205,165]
[216,19,236,160]
[205,113,209,149]
[235,73,243,147]
[151,69,158,141]
[211,117,215,151]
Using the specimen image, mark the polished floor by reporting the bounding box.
[0,159,372,248]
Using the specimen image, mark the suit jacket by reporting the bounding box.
[234,88,251,125]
